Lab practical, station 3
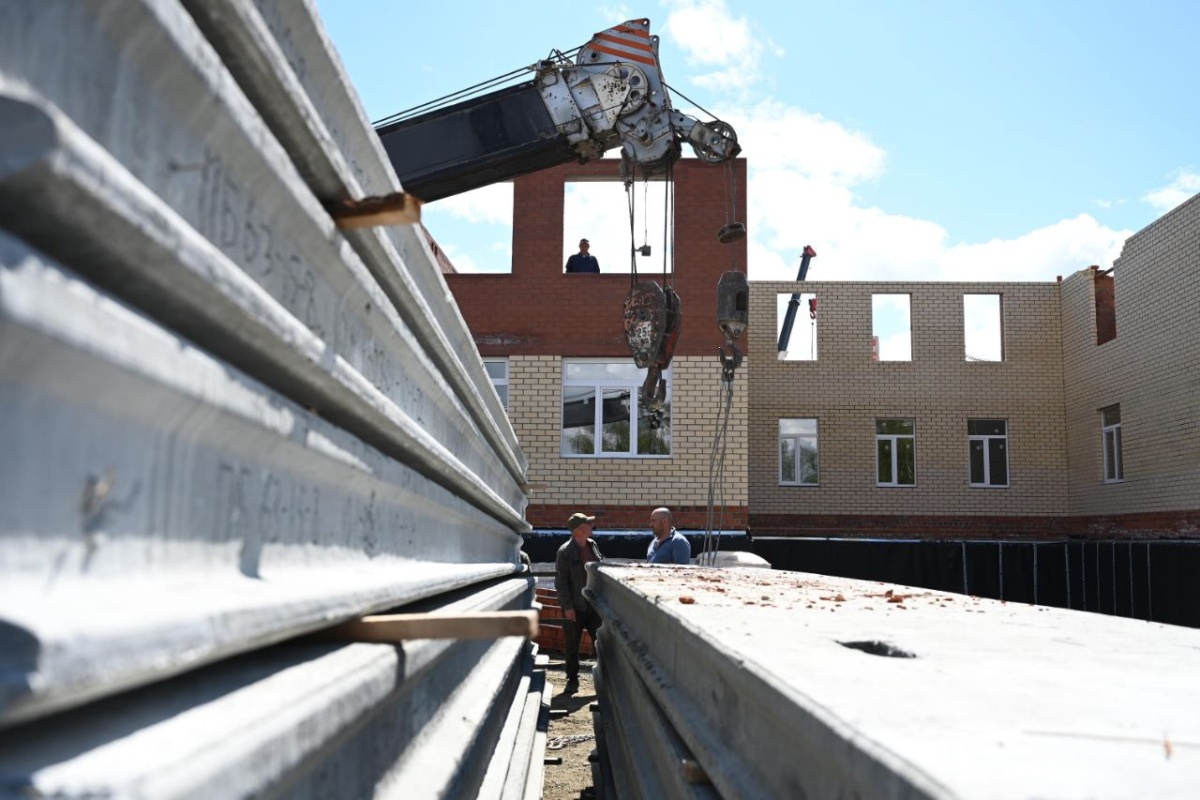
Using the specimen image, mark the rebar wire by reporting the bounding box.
[373,46,583,126]
[700,369,735,565]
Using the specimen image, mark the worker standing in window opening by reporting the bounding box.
[555,512,603,694]
[565,238,600,273]
[647,507,691,564]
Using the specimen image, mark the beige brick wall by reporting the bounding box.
[1061,193,1200,514]
[508,355,748,508]
[748,281,1069,516]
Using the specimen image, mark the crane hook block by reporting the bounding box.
[717,222,746,243]
[716,270,749,341]
[624,281,667,369]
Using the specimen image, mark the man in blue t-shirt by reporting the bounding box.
[565,238,600,273]
[647,507,691,564]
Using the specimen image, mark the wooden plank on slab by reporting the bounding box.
[321,610,538,642]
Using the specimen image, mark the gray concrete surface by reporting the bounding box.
[0,0,526,519]
[0,238,524,724]
[0,578,539,798]
[588,564,1200,799]
[0,2,544,796]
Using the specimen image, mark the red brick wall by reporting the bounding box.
[446,158,748,358]
[1093,267,1116,344]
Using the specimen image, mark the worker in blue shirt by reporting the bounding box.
[647,507,691,564]
[565,238,600,273]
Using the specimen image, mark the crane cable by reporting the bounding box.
[699,360,736,564]
[700,158,744,566]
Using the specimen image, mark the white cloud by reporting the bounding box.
[599,5,636,25]
[423,42,1132,285]
[662,0,780,92]
[937,216,1127,281]
[716,99,1130,283]
[724,101,885,180]
[1142,169,1200,214]
[434,242,482,273]
[425,182,513,226]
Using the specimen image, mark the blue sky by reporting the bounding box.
[315,0,1198,281]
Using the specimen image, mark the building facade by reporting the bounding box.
[749,192,1200,540]
[446,159,750,531]
[445,152,1198,542]
[749,280,1071,538]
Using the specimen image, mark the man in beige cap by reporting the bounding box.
[554,512,604,692]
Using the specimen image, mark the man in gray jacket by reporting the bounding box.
[555,512,603,693]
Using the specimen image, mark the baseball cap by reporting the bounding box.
[567,512,595,530]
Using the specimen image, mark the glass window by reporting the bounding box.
[779,419,819,485]
[876,419,915,486]
[483,358,508,410]
[1101,404,1123,482]
[562,360,670,457]
[968,419,1008,487]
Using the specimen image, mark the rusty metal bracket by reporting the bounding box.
[719,341,743,382]
[640,366,667,410]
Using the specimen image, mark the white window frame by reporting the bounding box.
[483,357,509,411]
[561,359,671,459]
[779,419,819,486]
[1101,404,1123,483]
[968,419,1009,487]
[876,419,916,487]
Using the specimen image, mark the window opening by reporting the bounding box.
[876,419,915,486]
[872,295,912,361]
[776,293,818,360]
[968,419,1008,486]
[562,179,669,274]
[963,294,1003,361]
[779,419,819,485]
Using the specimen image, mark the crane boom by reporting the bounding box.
[375,19,740,202]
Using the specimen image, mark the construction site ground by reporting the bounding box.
[542,656,598,800]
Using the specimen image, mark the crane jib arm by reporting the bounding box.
[375,81,577,203]
[374,19,740,203]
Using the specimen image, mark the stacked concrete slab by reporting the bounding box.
[0,1,545,797]
[587,564,1200,799]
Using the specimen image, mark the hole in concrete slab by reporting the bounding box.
[838,640,916,658]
